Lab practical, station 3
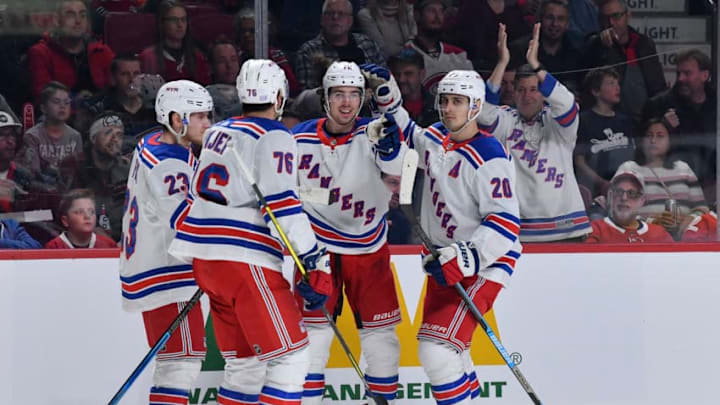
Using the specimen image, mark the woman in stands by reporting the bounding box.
[138,0,211,85]
[615,118,709,238]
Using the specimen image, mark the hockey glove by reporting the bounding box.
[366,113,402,159]
[359,63,402,114]
[296,247,332,310]
[422,241,480,287]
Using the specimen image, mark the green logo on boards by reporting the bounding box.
[201,316,225,371]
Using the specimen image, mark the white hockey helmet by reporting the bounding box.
[236,59,289,117]
[435,70,486,129]
[155,80,214,139]
[322,61,366,116]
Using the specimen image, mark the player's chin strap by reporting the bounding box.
[274,95,287,121]
[167,114,189,141]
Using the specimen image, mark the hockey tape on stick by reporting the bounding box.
[399,149,419,206]
[298,185,331,205]
[228,142,389,405]
[108,289,204,405]
[397,158,543,405]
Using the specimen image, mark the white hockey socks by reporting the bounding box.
[418,340,473,405]
[302,325,334,405]
[149,358,202,404]
[360,327,400,404]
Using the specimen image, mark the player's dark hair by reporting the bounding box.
[675,49,711,72]
[388,48,425,71]
[242,103,274,113]
[513,64,538,87]
[635,118,675,169]
[208,36,237,65]
[58,188,96,218]
[581,67,620,108]
[536,0,569,22]
[39,81,71,106]
[110,54,141,76]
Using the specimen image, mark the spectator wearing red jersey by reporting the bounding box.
[586,170,673,243]
[138,0,211,85]
[45,188,116,249]
[27,0,115,101]
[681,212,717,242]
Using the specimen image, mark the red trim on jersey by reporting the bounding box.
[315,118,355,148]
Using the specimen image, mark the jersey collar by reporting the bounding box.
[317,118,356,148]
[441,129,492,152]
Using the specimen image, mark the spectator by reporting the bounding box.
[0,110,32,213]
[138,0,212,85]
[294,0,386,90]
[453,0,530,71]
[209,39,240,86]
[27,0,115,101]
[405,0,473,96]
[75,114,129,242]
[233,8,301,96]
[281,109,302,131]
[615,119,708,237]
[499,67,517,107]
[681,211,717,242]
[479,24,590,242]
[586,169,673,243]
[388,48,438,127]
[84,55,157,151]
[357,0,416,59]
[45,188,116,248]
[580,0,666,124]
[381,173,412,244]
[0,219,42,249]
[643,49,716,200]
[18,82,84,197]
[574,67,634,198]
[510,0,581,93]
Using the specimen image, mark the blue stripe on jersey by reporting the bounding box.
[183,216,274,234]
[263,206,304,221]
[555,102,579,127]
[519,222,591,237]
[538,73,558,98]
[478,116,499,133]
[122,280,196,300]
[175,233,285,259]
[265,190,299,202]
[455,148,479,169]
[120,264,192,284]
[520,210,587,223]
[307,213,387,249]
[260,386,303,399]
[485,82,501,105]
[169,198,190,230]
[218,387,260,403]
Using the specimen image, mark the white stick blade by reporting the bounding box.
[399,149,419,205]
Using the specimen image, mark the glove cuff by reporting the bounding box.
[451,241,480,278]
[374,78,402,114]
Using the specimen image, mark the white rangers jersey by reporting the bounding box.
[119,131,198,313]
[405,40,474,96]
[292,117,408,255]
[168,116,319,271]
[478,73,591,242]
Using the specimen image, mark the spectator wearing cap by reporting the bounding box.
[138,0,211,85]
[75,113,129,242]
[0,110,32,213]
[233,8,301,97]
[84,55,158,145]
[643,49,717,201]
[18,82,84,199]
[388,48,438,127]
[295,0,386,90]
[27,0,115,101]
[357,0,416,59]
[404,0,473,96]
[0,219,42,249]
[586,170,673,243]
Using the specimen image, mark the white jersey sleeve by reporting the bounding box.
[538,74,580,145]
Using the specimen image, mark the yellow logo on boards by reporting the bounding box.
[327,259,506,367]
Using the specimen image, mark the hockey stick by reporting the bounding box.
[398,149,543,405]
[108,288,204,405]
[230,145,389,405]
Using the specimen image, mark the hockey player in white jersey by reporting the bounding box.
[118,80,213,404]
[478,23,590,242]
[291,61,408,404]
[168,59,331,405]
[361,63,522,403]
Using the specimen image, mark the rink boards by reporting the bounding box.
[1,245,719,405]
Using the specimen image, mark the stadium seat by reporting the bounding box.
[189,13,234,49]
[104,12,156,55]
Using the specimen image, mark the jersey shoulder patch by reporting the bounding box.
[137,132,191,169]
[467,131,510,163]
[216,117,280,139]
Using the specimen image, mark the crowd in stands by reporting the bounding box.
[0,0,716,248]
